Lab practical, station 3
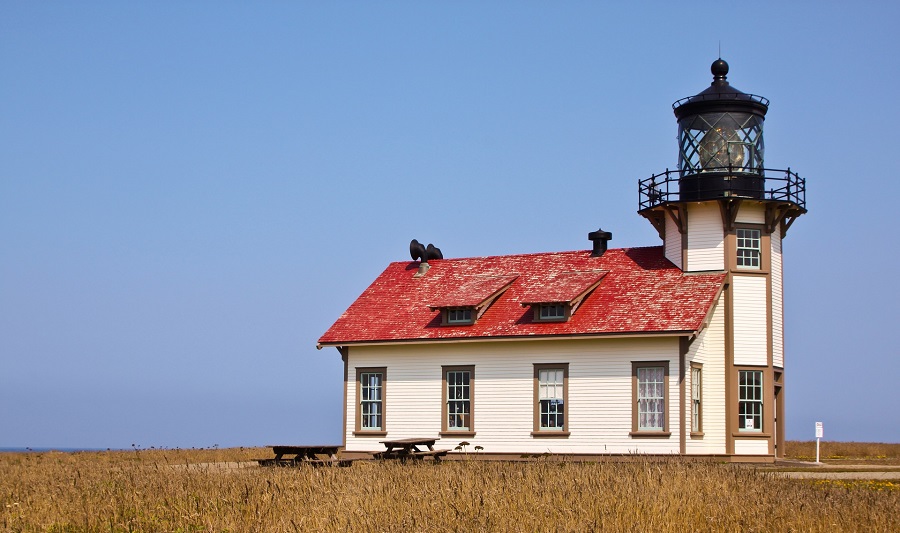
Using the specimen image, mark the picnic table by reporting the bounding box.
[375,437,450,462]
[257,445,351,467]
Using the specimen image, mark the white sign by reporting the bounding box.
[745,418,754,429]
[815,421,824,439]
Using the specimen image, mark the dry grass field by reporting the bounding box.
[1,443,898,532]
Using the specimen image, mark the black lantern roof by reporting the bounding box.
[672,59,769,119]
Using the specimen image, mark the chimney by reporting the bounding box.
[588,228,612,257]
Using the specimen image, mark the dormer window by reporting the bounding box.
[446,308,474,325]
[538,303,567,322]
[430,275,518,327]
[521,270,607,324]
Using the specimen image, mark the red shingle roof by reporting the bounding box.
[427,274,518,309]
[318,246,725,346]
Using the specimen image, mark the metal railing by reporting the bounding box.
[672,92,769,110]
[638,167,806,211]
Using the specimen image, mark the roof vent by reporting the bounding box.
[588,228,612,257]
[410,239,443,277]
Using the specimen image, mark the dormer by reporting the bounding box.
[429,275,518,326]
[520,271,607,323]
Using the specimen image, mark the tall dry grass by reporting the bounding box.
[1,445,898,532]
[785,440,900,463]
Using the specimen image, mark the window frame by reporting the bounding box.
[691,363,703,436]
[736,227,762,269]
[738,369,764,433]
[441,365,475,438]
[445,307,474,325]
[630,361,671,437]
[532,303,570,322]
[532,363,570,437]
[354,367,387,436]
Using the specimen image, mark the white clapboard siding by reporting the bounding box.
[734,203,765,224]
[665,214,682,269]
[345,337,681,455]
[734,439,769,455]
[686,203,724,271]
[771,226,784,368]
[732,275,768,366]
[686,295,727,454]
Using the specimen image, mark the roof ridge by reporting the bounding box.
[387,245,664,265]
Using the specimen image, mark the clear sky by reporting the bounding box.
[2,2,899,448]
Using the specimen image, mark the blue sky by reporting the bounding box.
[2,2,898,448]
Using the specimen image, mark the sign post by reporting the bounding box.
[815,422,824,464]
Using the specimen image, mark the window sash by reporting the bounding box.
[360,372,383,430]
[637,366,665,431]
[738,370,763,432]
[538,369,565,430]
[539,304,565,319]
[736,228,761,268]
[447,308,473,324]
[691,366,702,433]
[446,370,471,430]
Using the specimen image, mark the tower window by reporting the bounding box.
[738,370,763,432]
[736,228,761,268]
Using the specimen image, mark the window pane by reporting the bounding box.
[446,370,471,431]
[738,370,763,431]
[360,372,383,430]
[538,368,565,430]
[737,229,761,268]
[637,366,665,430]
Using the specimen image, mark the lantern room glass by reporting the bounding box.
[678,111,764,175]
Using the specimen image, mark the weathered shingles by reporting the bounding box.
[318,246,725,344]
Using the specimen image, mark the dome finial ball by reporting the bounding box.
[711,58,729,80]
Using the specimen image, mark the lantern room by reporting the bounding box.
[638,59,806,236]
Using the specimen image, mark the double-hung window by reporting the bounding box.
[356,367,386,434]
[738,370,763,432]
[736,228,761,269]
[442,366,474,436]
[691,364,703,434]
[533,363,569,436]
[632,361,670,435]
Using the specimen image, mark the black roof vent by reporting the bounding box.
[410,239,443,277]
[588,229,612,257]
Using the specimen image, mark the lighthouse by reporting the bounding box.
[638,59,807,457]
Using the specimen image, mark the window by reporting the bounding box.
[442,366,474,436]
[738,370,763,432]
[736,228,761,268]
[631,361,670,436]
[533,364,569,436]
[447,308,473,324]
[355,367,386,434]
[539,304,566,320]
[691,364,703,434]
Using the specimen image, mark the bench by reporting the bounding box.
[257,445,350,467]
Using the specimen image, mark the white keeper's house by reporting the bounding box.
[318,59,807,462]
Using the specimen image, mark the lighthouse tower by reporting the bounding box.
[638,59,806,458]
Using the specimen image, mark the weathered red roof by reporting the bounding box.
[518,270,607,304]
[318,246,725,346]
[428,274,518,309]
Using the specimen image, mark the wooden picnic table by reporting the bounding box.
[376,437,449,462]
[257,445,350,467]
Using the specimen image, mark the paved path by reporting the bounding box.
[776,471,900,480]
[767,460,900,480]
